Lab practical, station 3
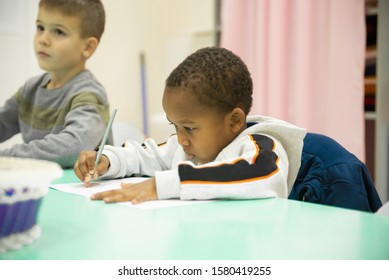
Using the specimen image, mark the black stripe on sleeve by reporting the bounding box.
[178,134,279,183]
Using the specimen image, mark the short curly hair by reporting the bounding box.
[166,47,253,115]
[39,0,105,42]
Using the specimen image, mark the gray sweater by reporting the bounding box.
[0,70,112,168]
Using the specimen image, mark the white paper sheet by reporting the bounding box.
[50,177,211,209]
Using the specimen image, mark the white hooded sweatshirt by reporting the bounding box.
[101,116,306,201]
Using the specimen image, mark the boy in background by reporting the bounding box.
[0,0,112,168]
[74,47,306,203]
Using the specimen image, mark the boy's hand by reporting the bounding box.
[91,177,158,204]
[74,150,110,186]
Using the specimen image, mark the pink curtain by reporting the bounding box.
[221,0,366,161]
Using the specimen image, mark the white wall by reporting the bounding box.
[0,0,40,105]
[0,0,216,146]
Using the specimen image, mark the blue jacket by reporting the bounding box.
[288,133,382,212]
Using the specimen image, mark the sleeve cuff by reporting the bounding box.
[99,146,125,179]
[155,169,181,199]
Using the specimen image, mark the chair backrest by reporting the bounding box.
[288,132,382,212]
[112,122,145,146]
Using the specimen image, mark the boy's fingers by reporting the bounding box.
[92,155,109,179]
[73,161,83,181]
[74,161,89,183]
[92,171,99,180]
[74,152,95,180]
[104,193,128,203]
[121,182,134,189]
[84,174,92,187]
[91,189,129,202]
[90,189,113,200]
[90,180,155,204]
[86,152,97,173]
[95,164,106,178]
[131,192,148,204]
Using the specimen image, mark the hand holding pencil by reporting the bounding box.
[73,109,117,187]
[74,151,110,187]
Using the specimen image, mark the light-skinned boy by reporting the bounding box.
[74,47,306,204]
[0,0,112,168]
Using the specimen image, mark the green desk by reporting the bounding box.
[1,169,389,260]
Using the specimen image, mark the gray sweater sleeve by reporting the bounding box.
[0,92,21,142]
[0,103,110,168]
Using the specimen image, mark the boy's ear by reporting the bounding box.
[82,37,99,59]
[229,108,246,133]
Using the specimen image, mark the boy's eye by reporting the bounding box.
[36,25,44,32]
[54,29,66,36]
[169,123,195,133]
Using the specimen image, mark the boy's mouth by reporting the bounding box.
[37,51,50,58]
[184,150,195,160]
[186,153,195,160]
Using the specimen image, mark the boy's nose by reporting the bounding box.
[37,32,50,46]
[177,130,189,147]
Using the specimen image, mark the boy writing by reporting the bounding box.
[0,0,112,168]
[74,47,306,203]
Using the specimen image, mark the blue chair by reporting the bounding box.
[288,133,382,212]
